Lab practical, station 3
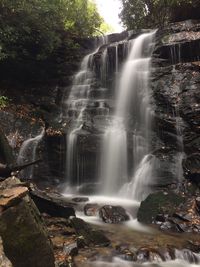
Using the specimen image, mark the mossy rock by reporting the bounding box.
[137,191,185,224]
[0,195,55,267]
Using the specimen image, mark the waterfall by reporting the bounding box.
[120,154,156,201]
[100,32,156,199]
[17,128,45,179]
[64,36,109,190]
[170,43,182,65]
[64,31,156,199]
[101,48,108,87]
[115,45,118,73]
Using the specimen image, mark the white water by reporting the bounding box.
[100,32,156,199]
[64,36,109,188]
[17,128,45,179]
[115,45,118,73]
[100,119,128,194]
[120,154,156,201]
[87,259,200,267]
[101,48,108,87]
[66,126,80,185]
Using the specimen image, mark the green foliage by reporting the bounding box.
[62,0,103,36]
[120,0,200,29]
[99,22,115,34]
[0,0,104,84]
[0,0,103,61]
[0,96,9,108]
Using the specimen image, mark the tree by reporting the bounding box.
[0,0,103,61]
[0,0,104,84]
[119,0,200,29]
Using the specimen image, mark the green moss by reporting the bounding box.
[0,197,54,267]
[137,191,185,224]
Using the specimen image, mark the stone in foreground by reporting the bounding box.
[0,177,55,267]
[70,217,110,247]
[137,191,184,224]
[30,187,75,218]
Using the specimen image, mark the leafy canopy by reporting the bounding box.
[0,0,104,61]
[119,0,200,29]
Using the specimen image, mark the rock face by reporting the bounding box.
[151,20,200,187]
[0,177,55,267]
[135,20,200,230]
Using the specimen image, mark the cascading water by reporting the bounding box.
[115,45,119,73]
[17,128,45,179]
[64,37,109,192]
[101,48,108,87]
[86,259,200,267]
[100,32,156,200]
[64,32,156,199]
[61,31,200,267]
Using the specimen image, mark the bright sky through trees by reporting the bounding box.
[94,0,124,33]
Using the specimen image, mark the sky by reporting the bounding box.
[94,0,124,33]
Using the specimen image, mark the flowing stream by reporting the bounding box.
[86,259,200,267]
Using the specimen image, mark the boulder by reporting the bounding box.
[30,187,75,218]
[0,177,55,267]
[70,217,110,247]
[137,191,184,224]
[138,190,200,233]
[99,205,130,224]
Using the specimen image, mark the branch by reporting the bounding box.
[0,159,42,178]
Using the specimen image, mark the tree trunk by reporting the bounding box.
[0,159,42,178]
